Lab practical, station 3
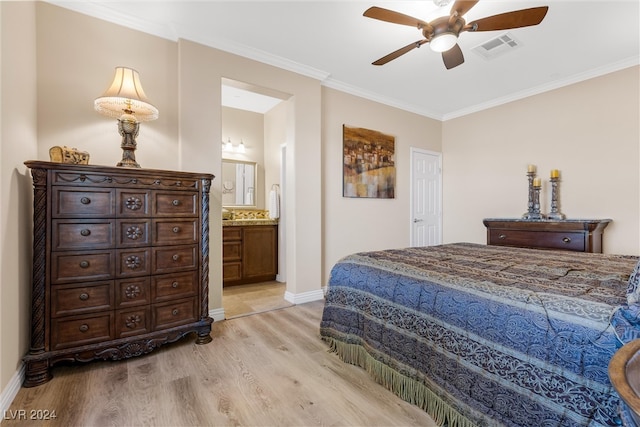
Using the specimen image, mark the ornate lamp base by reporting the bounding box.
[116,116,141,168]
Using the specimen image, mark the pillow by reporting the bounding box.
[626,260,640,305]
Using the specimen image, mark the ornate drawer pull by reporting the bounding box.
[79,324,89,333]
[172,226,180,233]
[172,309,179,316]
[562,237,572,243]
[172,199,180,206]
[80,229,91,237]
[172,254,179,261]
[498,234,507,240]
[79,293,89,301]
[79,260,90,268]
[172,281,179,288]
[126,226,143,240]
[80,197,91,205]
[125,255,142,269]
[125,197,142,211]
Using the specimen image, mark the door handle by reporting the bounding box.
[413,218,424,223]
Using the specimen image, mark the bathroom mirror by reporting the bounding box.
[222,159,257,208]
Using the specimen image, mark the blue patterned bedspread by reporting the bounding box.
[320,243,640,427]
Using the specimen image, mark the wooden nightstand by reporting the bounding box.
[483,218,611,253]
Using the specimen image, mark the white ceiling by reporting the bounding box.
[50,1,639,120]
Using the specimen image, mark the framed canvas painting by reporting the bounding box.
[343,125,395,198]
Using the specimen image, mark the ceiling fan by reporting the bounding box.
[363,0,549,69]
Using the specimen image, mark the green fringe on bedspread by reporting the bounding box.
[323,336,476,427]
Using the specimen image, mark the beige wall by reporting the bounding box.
[36,3,179,170]
[321,87,442,282]
[1,0,38,400]
[442,66,640,255]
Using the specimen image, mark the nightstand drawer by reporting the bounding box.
[51,281,114,317]
[488,229,585,251]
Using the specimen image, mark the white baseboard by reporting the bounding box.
[209,307,225,322]
[284,288,325,305]
[0,363,25,422]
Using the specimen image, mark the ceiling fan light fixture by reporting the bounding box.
[432,0,453,7]
[430,32,457,52]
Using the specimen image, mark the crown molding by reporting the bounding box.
[442,56,640,121]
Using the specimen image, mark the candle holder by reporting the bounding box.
[530,185,545,220]
[522,171,536,219]
[547,176,565,220]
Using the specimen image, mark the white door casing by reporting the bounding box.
[410,148,442,247]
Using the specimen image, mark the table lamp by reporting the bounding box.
[94,67,159,168]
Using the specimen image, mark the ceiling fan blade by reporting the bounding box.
[372,40,427,66]
[363,6,430,29]
[450,0,479,18]
[466,6,549,31]
[442,44,464,69]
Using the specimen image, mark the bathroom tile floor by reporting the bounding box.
[222,280,293,319]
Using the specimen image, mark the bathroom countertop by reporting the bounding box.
[222,219,279,226]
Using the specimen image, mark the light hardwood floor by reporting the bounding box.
[5,301,436,427]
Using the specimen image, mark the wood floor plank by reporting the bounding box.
[4,301,436,426]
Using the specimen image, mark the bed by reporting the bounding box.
[320,243,640,427]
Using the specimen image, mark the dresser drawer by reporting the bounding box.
[153,298,197,330]
[152,271,198,302]
[488,229,585,251]
[52,220,115,251]
[153,219,198,245]
[153,192,197,217]
[52,188,114,218]
[115,277,151,308]
[117,220,151,248]
[117,190,150,217]
[51,250,115,284]
[51,281,114,317]
[116,307,151,338]
[152,245,198,274]
[116,248,151,277]
[51,312,114,350]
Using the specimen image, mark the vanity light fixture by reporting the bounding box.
[222,137,246,153]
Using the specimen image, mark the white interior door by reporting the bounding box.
[410,148,442,247]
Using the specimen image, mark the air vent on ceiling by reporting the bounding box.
[471,33,521,60]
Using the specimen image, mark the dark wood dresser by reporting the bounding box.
[23,161,214,387]
[483,218,611,253]
[222,224,278,286]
